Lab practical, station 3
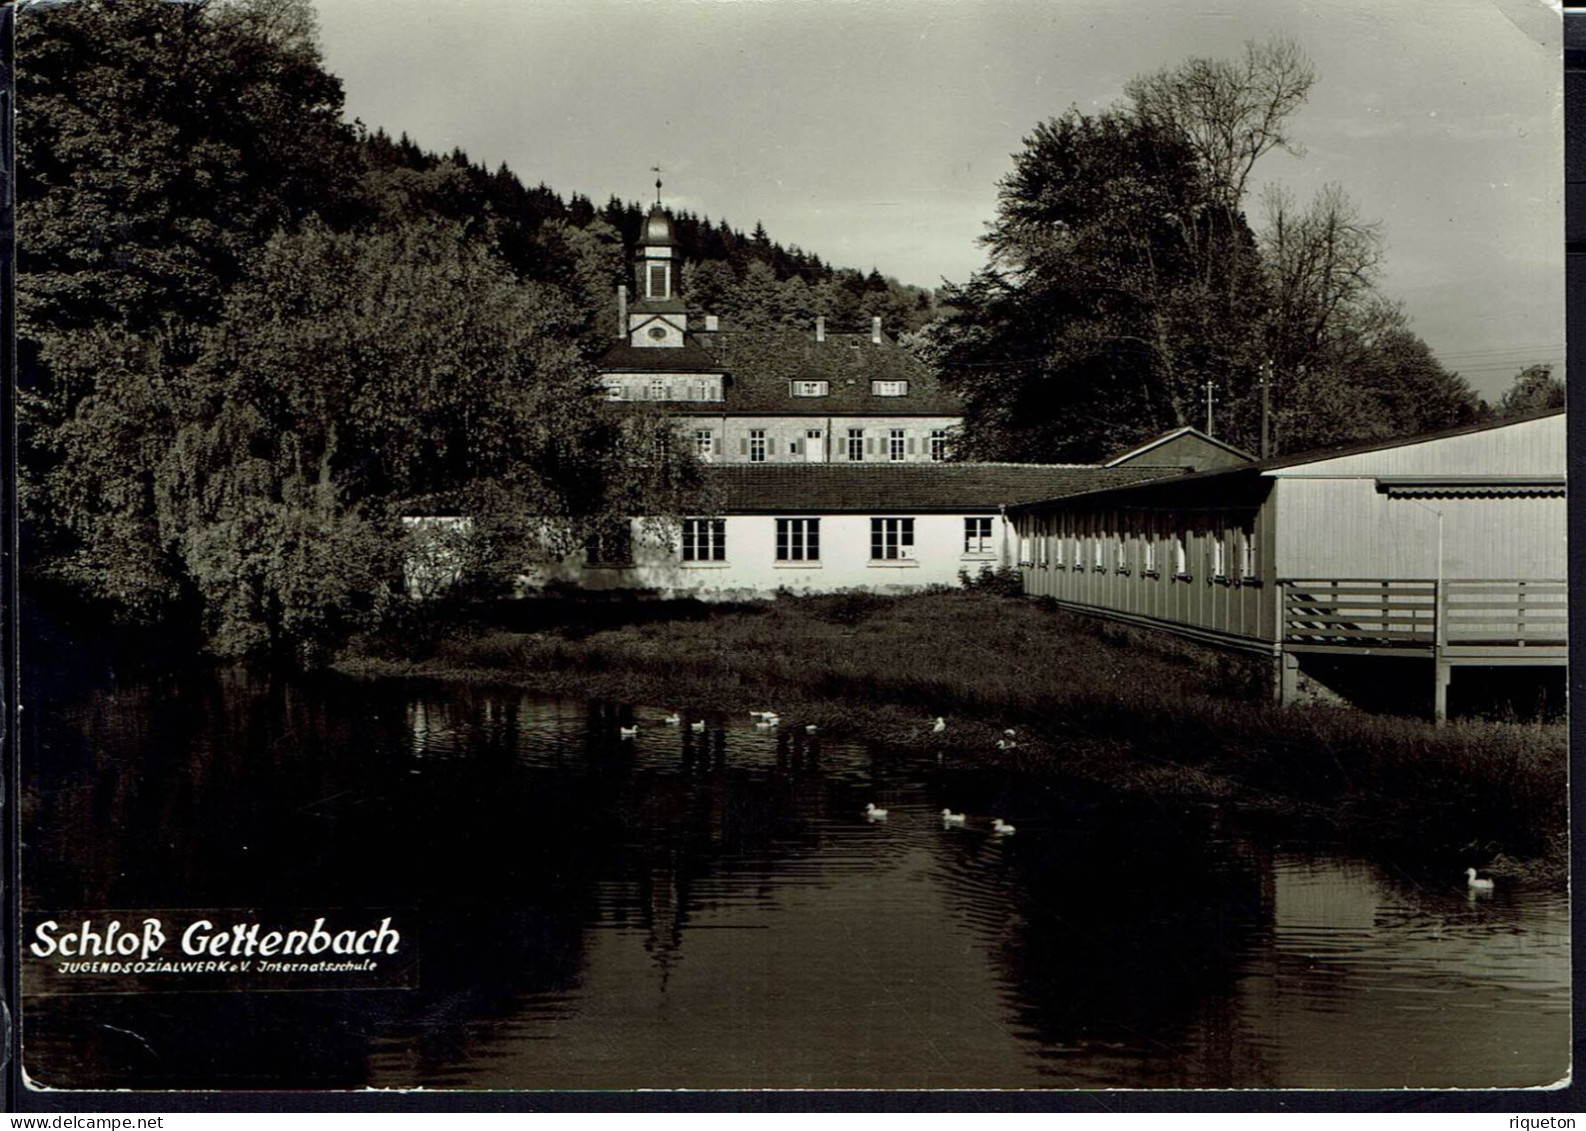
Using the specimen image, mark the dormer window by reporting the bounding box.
[792,380,829,397]
[871,380,908,397]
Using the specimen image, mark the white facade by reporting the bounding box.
[524,513,1016,598]
[626,312,688,348]
[675,415,960,464]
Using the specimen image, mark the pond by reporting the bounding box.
[20,670,1570,1090]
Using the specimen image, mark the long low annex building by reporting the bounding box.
[525,462,1183,599]
[402,427,1244,599]
[1005,410,1566,719]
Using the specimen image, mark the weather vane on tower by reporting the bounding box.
[651,165,662,207]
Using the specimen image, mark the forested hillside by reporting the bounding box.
[359,128,939,345]
[15,4,1547,663]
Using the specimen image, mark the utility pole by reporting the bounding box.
[1259,360,1273,459]
[1203,380,1216,436]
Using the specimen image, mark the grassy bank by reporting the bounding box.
[339,590,1567,879]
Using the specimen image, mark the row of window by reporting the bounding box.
[697,428,950,462]
[791,380,909,398]
[679,517,998,563]
[604,378,723,402]
[1018,530,1257,582]
[604,379,911,402]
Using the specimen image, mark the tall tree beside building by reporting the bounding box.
[17,0,356,339]
[1124,37,1315,212]
[16,0,708,661]
[1275,317,1482,450]
[934,110,1268,460]
[18,0,361,624]
[160,221,703,662]
[1253,184,1482,448]
[933,37,1482,461]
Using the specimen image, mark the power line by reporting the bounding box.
[1434,343,1562,356]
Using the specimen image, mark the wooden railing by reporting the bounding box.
[1282,578,1566,651]
[1441,579,1567,647]
[1282,579,1437,648]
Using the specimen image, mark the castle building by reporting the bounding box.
[596,203,961,463]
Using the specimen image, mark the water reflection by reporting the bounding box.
[21,671,1569,1090]
[1204,854,1571,1088]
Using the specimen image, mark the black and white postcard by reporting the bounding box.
[11,0,1571,1103]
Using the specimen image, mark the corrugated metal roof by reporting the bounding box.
[1376,477,1566,499]
[1009,410,1568,513]
[1258,408,1565,472]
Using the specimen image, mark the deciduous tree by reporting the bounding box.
[933,38,1482,461]
[936,110,1266,460]
[154,221,704,660]
[1494,364,1565,418]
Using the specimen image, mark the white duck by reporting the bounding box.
[991,818,1016,836]
[663,713,681,726]
[1465,867,1495,892]
[940,809,966,827]
[996,739,1018,751]
[932,717,947,734]
[756,714,780,728]
[864,803,889,821]
[618,725,638,739]
[805,724,818,734]
[690,720,706,733]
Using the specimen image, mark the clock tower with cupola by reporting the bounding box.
[627,180,688,348]
[597,175,729,408]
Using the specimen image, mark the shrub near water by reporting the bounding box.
[341,589,1566,869]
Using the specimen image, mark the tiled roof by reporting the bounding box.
[1104,426,1255,467]
[629,297,688,315]
[597,328,960,415]
[700,330,960,415]
[596,340,726,372]
[703,463,1185,513]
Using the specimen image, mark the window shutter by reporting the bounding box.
[739,437,748,456]
[907,437,916,454]
[866,437,876,455]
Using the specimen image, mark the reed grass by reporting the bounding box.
[340,589,1567,875]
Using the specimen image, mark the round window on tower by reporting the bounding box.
[648,326,668,341]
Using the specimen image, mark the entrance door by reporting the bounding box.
[806,429,825,462]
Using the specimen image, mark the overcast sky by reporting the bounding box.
[313,0,1563,401]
